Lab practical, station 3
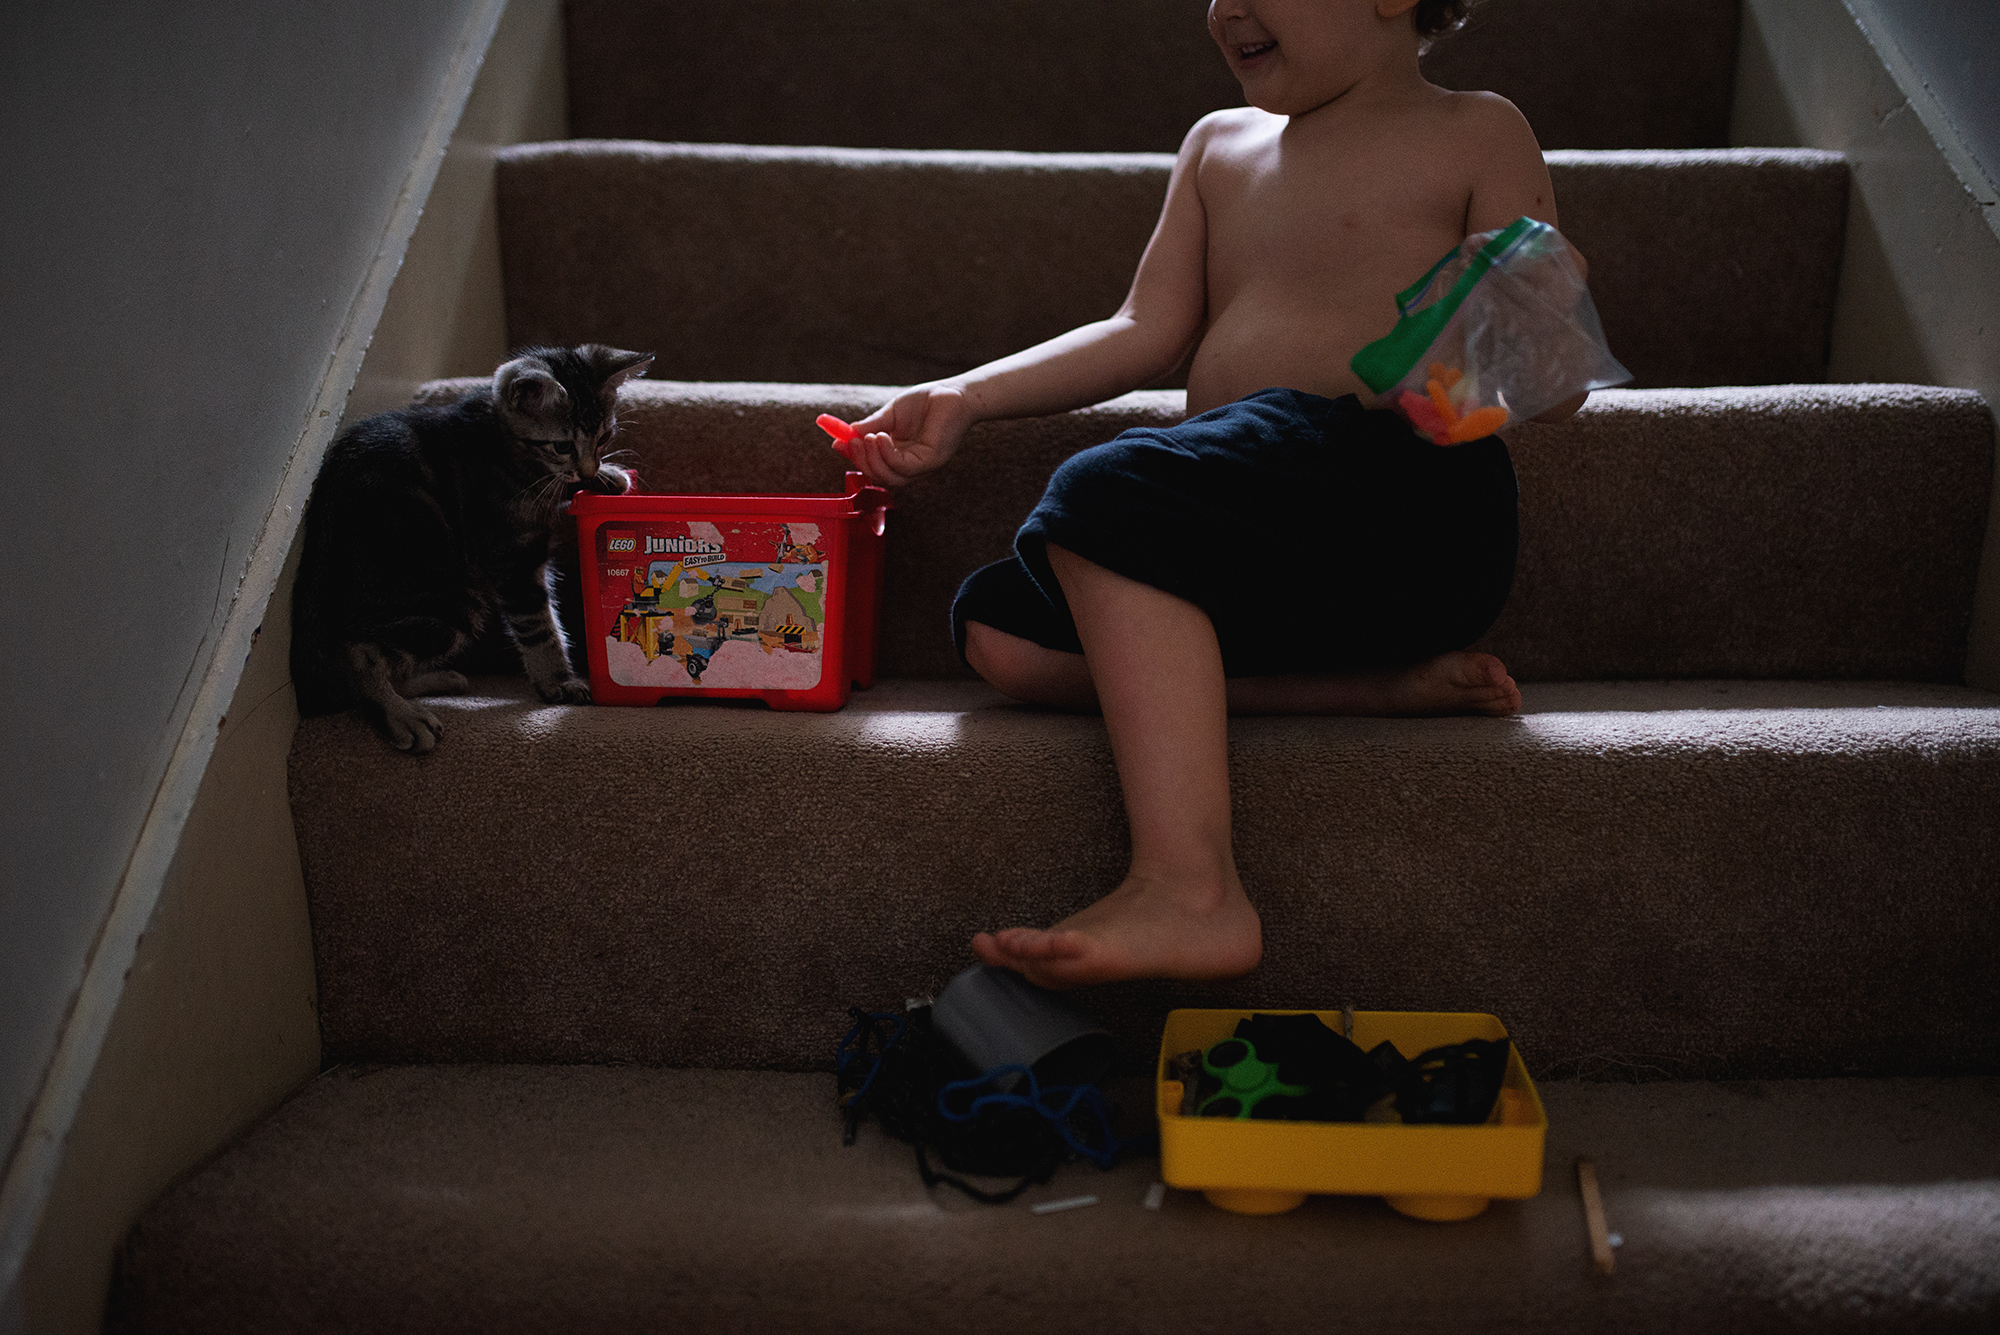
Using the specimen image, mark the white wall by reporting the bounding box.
[1733,0,2000,687]
[343,0,568,419]
[0,0,489,1273]
[1,4,566,1327]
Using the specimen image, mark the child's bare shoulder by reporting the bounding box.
[1180,105,1279,158]
[1431,88,1541,153]
[1424,88,1557,225]
[1181,90,1541,180]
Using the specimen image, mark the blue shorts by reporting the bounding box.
[951,388,1518,678]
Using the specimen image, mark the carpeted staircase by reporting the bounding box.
[110,2,2000,1330]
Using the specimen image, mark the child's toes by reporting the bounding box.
[1459,653,1507,686]
[974,928,1045,965]
[998,927,1088,961]
[1038,930,1091,960]
[990,927,1055,958]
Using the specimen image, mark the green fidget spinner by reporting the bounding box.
[1197,1038,1308,1119]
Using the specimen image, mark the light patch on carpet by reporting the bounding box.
[1615,1180,2000,1314]
[812,1201,945,1222]
[1514,708,2000,755]
[851,711,969,757]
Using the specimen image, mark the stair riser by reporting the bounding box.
[496,145,1847,390]
[420,379,1995,685]
[566,0,1742,153]
[291,690,2000,1080]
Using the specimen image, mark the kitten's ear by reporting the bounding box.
[494,355,570,429]
[584,345,654,397]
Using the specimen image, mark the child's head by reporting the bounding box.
[1208,0,1480,114]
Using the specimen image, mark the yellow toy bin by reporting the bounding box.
[1156,1008,1547,1222]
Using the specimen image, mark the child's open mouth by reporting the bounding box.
[1237,40,1276,63]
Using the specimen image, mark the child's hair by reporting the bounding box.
[1413,0,1480,41]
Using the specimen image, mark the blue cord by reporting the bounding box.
[836,1009,905,1108]
[936,1064,1129,1170]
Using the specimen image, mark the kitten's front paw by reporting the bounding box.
[381,699,444,754]
[591,462,635,495]
[399,669,470,698]
[539,676,593,705]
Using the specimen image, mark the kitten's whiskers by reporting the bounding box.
[515,470,570,522]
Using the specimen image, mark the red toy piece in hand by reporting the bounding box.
[817,414,858,458]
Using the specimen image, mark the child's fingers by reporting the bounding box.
[850,430,919,487]
[847,431,889,481]
[840,403,888,435]
[837,430,879,477]
[848,400,900,435]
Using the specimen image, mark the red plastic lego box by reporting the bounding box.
[568,472,890,711]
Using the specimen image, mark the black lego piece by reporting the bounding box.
[1394,1037,1512,1125]
[1191,1014,1512,1126]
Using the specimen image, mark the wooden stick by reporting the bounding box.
[1576,1157,1615,1275]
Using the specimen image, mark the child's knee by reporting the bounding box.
[964,621,1081,702]
[963,620,1028,689]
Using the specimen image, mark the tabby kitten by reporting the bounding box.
[292,344,654,752]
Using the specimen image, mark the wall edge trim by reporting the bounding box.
[1842,0,2000,247]
[0,0,510,1297]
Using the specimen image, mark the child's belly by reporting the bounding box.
[1185,301,1383,417]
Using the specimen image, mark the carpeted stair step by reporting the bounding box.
[289,676,2000,1080]
[564,0,1743,154]
[109,1064,2000,1333]
[495,143,1848,389]
[416,378,1995,684]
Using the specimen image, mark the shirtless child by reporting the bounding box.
[841,0,1586,989]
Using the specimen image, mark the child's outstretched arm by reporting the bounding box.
[1458,93,1591,424]
[842,119,1217,486]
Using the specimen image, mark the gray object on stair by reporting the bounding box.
[931,964,1114,1089]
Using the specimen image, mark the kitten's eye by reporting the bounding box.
[552,441,574,455]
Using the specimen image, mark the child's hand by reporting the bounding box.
[840,385,976,486]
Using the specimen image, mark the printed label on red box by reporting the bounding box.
[595,518,828,691]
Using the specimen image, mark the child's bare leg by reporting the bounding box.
[963,625,1521,717]
[970,545,1263,988]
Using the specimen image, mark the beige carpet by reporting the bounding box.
[110,1065,2000,1333]
[291,677,2000,1080]
[496,145,1846,389]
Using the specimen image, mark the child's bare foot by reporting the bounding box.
[1380,650,1521,716]
[1221,651,1522,718]
[971,872,1263,989]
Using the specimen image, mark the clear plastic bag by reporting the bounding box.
[1350,217,1630,444]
